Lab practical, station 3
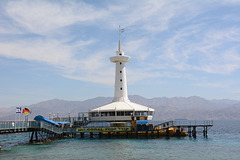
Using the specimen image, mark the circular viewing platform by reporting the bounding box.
[110,55,131,63]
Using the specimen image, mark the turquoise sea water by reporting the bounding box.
[0,120,240,160]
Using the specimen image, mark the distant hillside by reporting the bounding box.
[0,96,240,121]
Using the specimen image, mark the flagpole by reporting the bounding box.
[15,107,16,131]
[19,109,21,128]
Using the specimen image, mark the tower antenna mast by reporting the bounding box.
[119,25,124,40]
[118,25,124,51]
[119,25,121,41]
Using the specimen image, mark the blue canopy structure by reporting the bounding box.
[136,120,148,125]
[34,115,67,126]
[58,122,70,125]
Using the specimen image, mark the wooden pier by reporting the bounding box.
[0,120,213,143]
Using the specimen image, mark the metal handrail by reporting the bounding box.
[40,121,63,134]
[0,121,40,130]
[0,121,63,134]
[174,120,213,127]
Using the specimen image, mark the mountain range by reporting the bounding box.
[0,95,240,121]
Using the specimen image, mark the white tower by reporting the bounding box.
[89,26,155,122]
[110,26,131,102]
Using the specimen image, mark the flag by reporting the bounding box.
[121,29,124,33]
[22,107,31,115]
[16,107,22,113]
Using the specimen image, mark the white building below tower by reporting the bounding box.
[89,27,154,123]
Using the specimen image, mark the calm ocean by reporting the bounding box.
[0,120,240,160]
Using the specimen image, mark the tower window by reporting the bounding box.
[120,87,122,90]
[119,53,122,56]
[120,71,122,73]
[120,79,122,82]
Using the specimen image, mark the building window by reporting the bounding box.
[92,112,99,117]
[120,87,122,90]
[119,53,122,56]
[135,111,140,116]
[120,71,122,73]
[109,112,115,116]
[120,79,122,82]
[125,111,132,116]
[120,62,122,65]
[117,112,124,116]
[101,112,110,117]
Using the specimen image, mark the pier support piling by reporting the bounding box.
[192,126,196,138]
[35,131,38,142]
[166,128,169,137]
[203,127,208,137]
[203,127,206,137]
[188,127,192,137]
[206,127,208,137]
[176,127,180,137]
[90,132,93,138]
[81,132,84,138]
[30,131,34,143]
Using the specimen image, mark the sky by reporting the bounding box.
[0,0,240,108]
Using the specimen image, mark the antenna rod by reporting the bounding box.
[119,25,121,41]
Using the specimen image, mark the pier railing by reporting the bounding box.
[175,120,213,127]
[0,121,40,131]
[63,127,77,133]
[0,121,64,134]
[39,121,63,134]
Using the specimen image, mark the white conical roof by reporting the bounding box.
[90,101,155,112]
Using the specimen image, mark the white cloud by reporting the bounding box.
[0,22,23,34]
[0,38,116,84]
[221,0,240,5]
[0,0,240,87]
[127,69,160,84]
[223,51,240,62]
[124,39,151,60]
[0,39,72,65]
[194,81,230,89]
[232,89,240,94]
[157,25,240,74]
[194,29,240,74]
[5,0,107,35]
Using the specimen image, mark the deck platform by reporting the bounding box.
[0,120,213,142]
